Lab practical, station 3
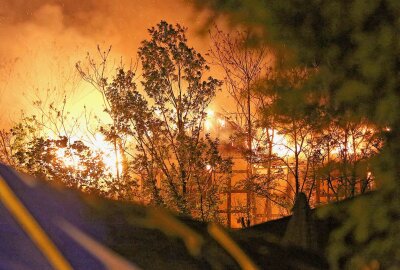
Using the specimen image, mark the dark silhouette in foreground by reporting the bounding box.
[0,163,373,269]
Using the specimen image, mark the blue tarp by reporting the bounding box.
[0,164,140,270]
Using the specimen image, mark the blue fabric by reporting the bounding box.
[0,201,53,270]
[0,164,107,270]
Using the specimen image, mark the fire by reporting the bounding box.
[217,118,226,127]
[271,130,290,156]
[205,109,214,131]
[54,133,123,178]
[204,109,227,131]
[55,148,83,170]
[91,133,123,177]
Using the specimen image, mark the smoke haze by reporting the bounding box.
[0,0,213,127]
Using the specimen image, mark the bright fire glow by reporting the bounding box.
[55,148,84,171]
[92,133,123,177]
[217,118,226,127]
[269,129,290,156]
[204,109,227,131]
[54,133,123,178]
[205,109,214,131]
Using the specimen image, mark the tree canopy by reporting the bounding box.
[193,0,400,268]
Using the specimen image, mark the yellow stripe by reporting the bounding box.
[147,208,204,257]
[0,175,72,270]
[208,223,259,270]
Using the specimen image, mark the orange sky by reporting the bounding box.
[0,0,230,128]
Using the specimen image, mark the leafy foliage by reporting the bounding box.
[194,0,400,268]
[77,21,232,222]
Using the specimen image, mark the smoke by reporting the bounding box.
[0,0,210,127]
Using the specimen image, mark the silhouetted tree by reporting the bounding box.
[78,21,232,221]
[208,27,271,223]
